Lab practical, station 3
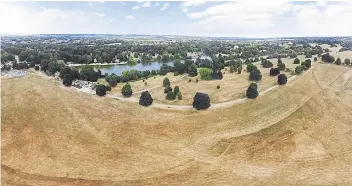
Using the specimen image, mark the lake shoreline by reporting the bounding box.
[67,62,128,67]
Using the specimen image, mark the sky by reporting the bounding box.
[0,1,352,38]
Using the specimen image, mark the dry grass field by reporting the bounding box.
[141,59,299,105]
[2,62,352,185]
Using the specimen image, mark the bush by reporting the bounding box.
[188,64,198,77]
[322,53,335,63]
[237,68,242,74]
[217,85,220,89]
[108,79,118,87]
[246,84,258,99]
[196,78,199,82]
[345,58,351,65]
[139,91,153,106]
[199,68,212,80]
[335,57,342,65]
[34,66,40,71]
[295,66,304,75]
[314,57,318,62]
[262,60,273,68]
[174,72,179,76]
[63,74,74,86]
[230,65,236,73]
[163,77,170,87]
[59,67,73,79]
[192,92,211,110]
[177,92,182,100]
[106,86,112,91]
[277,74,288,85]
[246,63,258,72]
[96,84,107,96]
[188,79,191,83]
[285,68,291,72]
[278,63,286,71]
[166,91,176,100]
[174,86,180,95]
[164,86,172,93]
[304,59,312,69]
[293,58,300,64]
[249,69,262,81]
[121,83,133,97]
[249,82,258,89]
[270,68,280,76]
[144,82,147,86]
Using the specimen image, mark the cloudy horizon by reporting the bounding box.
[1,1,352,38]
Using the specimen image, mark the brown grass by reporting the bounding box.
[2,63,352,185]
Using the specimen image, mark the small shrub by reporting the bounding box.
[164,86,172,93]
[335,57,342,65]
[121,83,133,97]
[174,86,180,95]
[246,84,258,99]
[144,82,147,86]
[295,66,304,75]
[139,91,153,106]
[192,92,211,110]
[278,63,286,71]
[246,63,258,72]
[63,74,74,86]
[237,68,242,74]
[199,68,212,80]
[217,85,220,89]
[314,57,318,62]
[270,68,280,76]
[344,58,351,65]
[34,66,40,71]
[177,92,182,100]
[196,78,199,82]
[106,86,112,91]
[293,58,300,64]
[188,79,191,83]
[108,79,118,87]
[166,91,176,100]
[96,84,107,96]
[285,68,291,72]
[249,69,262,81]
[277,74,288,85]
[163,77,170,87]
[174,72,179,76]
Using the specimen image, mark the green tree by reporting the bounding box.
[293,58,300,64]
[277,74,288,85]
[96,84,107,96]
[174,86,180,95]
[199,68,212,80]
[177,92,182,100]
[163,77,170,87]
[192,92,211,110]
[121,83,133,97]
[249,69,262,81]
[188,63,198,77]
[295,66,304,75]
[335,57,342,65]
[139,91,153,106]
[344,58,351,65]
[246,83,258,99]
[166,91,176,100]
[246,63,258,72]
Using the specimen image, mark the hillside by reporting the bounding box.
[2,63,352,185]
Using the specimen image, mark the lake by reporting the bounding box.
[79,61,174,76]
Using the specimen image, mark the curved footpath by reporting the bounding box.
[76,64,315,110]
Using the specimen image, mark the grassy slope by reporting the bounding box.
[2,63,352,185]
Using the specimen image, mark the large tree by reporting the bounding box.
[139,91,153,106]
[192,92,211,110]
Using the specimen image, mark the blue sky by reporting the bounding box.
[1,1,352,37]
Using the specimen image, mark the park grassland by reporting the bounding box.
[2,61,352,185]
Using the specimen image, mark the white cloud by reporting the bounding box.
[182,1,205,8]
[154,2,159,7]
[125,15,134,19]
[91,13,106,17]
[132,6,140,10]
[182,8,188,12]
[187,1,352,37]
[160,3,169,11]
[120,1,126,6]
[0,2,114,34]
[141,1,151,8]
[88,2,95,6]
